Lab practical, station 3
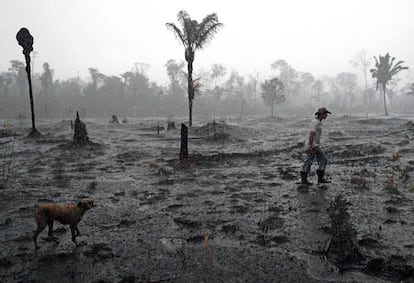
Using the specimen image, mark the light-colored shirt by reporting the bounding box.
[304,118,322,149]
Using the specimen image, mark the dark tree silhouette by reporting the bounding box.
[370,53,408,116]
[16,27,41,137]
[166,10,223,126]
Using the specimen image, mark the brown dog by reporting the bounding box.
[33,198,95,249]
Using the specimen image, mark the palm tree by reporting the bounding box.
[166,10,223,126]
[370,53,408,116]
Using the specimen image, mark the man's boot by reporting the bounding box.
[316,169,330,184]
[300,171,313,185]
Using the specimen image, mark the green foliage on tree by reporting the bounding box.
[166,10,223,126]
[261,77,285,117]
[370,53,408,115]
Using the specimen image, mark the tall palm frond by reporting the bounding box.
[166,10,223,126]
[165,23,185,46]
[196,13,223,49]
[370,53,408,115]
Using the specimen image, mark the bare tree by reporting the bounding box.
[350,50,371,103]
[16,27,41,137]
[336,72,358,112]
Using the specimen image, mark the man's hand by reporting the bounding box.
[306,144,313,154]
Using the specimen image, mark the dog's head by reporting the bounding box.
[77,198,95,211]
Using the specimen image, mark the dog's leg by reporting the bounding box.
[47,220,58,242]
[47,220,53,237]
[76,227,80,236]
[70,224,78,245]
[33,219,47,249]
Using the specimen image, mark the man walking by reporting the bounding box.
[300,107,331,185]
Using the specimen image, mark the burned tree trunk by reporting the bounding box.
[179,123,188,160]
[110,115,119,124]
[167,121,176,130]
[73,111,89,145]
[16,27,41,138]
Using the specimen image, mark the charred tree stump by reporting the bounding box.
[16,27,41,138]
[110,115,119,124]
[179,123,188,160]
[167,121,176,130]
[73,111,89,145]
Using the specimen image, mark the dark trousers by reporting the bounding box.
[302,146,328,173]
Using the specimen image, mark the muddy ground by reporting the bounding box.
[0,114,414,282]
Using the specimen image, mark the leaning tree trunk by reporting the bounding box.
[383,84,389,116]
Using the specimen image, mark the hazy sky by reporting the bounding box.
[1,0,414,86]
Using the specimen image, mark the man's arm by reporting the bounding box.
[306,131,315,154]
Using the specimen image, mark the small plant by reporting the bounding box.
[390,152,400,161]
[350,175,370,190]
[203,231,217,281]
[384,174,397,192]
[399,166,411,183]
[326,195,363,266]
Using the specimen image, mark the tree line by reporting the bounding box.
[1,55,412,121]
[2,10,413,123]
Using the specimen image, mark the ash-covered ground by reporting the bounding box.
[1,114,414,282]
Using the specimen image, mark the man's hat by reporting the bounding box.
[315,107,332,116]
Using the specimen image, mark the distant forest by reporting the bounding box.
[1,55,414,120]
